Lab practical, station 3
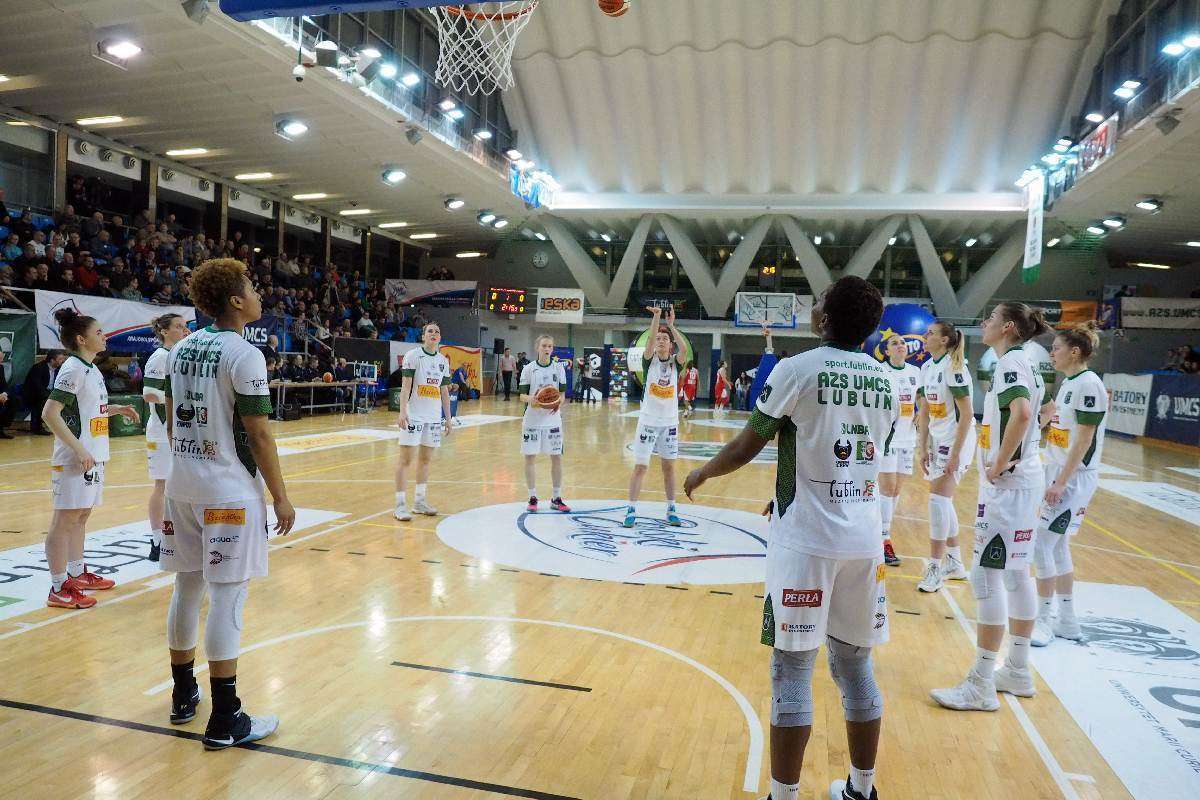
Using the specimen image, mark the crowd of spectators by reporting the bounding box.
[1162,345,1200,374]
[0,180,435,346]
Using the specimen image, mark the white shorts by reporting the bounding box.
[973,483,1039,570]
[51,462,105,510]
[522,425,564,456]
[147,438,171,480]
[925,434,976,482]
[399,420,443,448]
[762,549,888,651]
[1038,465,1098,538]
[879,445,914,475]
[161,497,269,583]
[630,423,679,465]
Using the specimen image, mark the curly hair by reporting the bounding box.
[191,258,249,318]
[822,276,883,347]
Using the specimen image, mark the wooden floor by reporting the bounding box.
[0,398,1197,800]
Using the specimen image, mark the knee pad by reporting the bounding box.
[826,637,883,723]
[972,567,1008,625]
[1033,530,1060,579]
[1054,537,1073,577]
[204,580,248,661]
[1004,569,1037,621]
[770,648,817,727]
[928,495,950,542]
[166,571,206,651]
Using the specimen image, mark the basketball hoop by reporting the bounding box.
[431,1,539,95]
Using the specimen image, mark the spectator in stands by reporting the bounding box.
[22,350,65,435]
[0,186,9,225]
[0,266,29,310]
[55,204,80,235]
[516,351,530,376]
[94,275,119,298]
[260,334,279,365]
[0,347,12,439]
[427,264,455,280]
[1,233,21,262]
[75,255,100,292]
[119,276,142,301]
[452,363,471,402]
[30,230,47,257]
[32,263,51,291]
[1184,349,1200,375]
[15,264,36,290]
[12,243,40,272]
[90,230,117,261]
[356,312,376,337]
[11,210,36,242]
[80,211,105,242]
[163,213,181,235]
[47,232,65,263]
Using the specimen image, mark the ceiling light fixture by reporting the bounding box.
[666,251,674,260]
[165,147,206,157]
[492,218,509,229]
[514,159,535,171]
[292,192,327,200]
[444,197,466,211]
[235,172,273,181]
[1163,42,1187,56]
[339,208,372,216]
[1181,33,1200,48]
[600,233,612,242]
[446,108,465,121]
[102,39,142,60]
[1084,111,1105,124]
[438,98,457,112]
[359,46,382,58]
[378,62,398,79]
[964,237,978,247]
[0,76,9,83]
[274,117,309,140]
[1102,215,1126,229]
[1086,224,1107,236]
[1046,237,1060,248]
[535,232,547,241]
[1135,197,1163,212]
[474,129,492,140]
[888,236,897,245]
[379,222,408,229]
[1187,241,1200,247]
[1114,78,1142,99]
[477,210,496,224]
[813,235,822,245]
[456,251,483,259]
[401,72,420,87]
[1053,137,1072,152]
[504,148,522,160]
[1129,262,1171,269]
[409,233,437,240]
[76,115,123,125]
[380,167,407,185]
[314,38,339,68]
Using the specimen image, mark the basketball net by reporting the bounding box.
[431,1,539,95]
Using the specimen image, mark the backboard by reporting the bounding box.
[734,292,799,329]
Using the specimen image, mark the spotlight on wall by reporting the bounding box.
[1086,223,1107,236]
[1135,197,1163,212]
[274,116,309,141]
[405,125,424,145]
[444,197,466,211]
[1102,215,1126,229]
[492,217,509,229]
[477,210,496,225]
[1084,111,1105,124]
[1156,113,1181,135]
[380,167,406,186]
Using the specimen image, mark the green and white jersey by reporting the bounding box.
[640,354,680,426]
[519,358,567,428]
[1023,339,1056,392]
[400,346,451,423]
[165,326,272,504]
[919,353,973,443]
[751,345,899,560]
[142,346,171,444]
[1046,369,1108,471]
[49,354,110,465]
[884,361,921,450]
[978,346,1044,489]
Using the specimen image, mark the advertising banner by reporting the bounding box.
[1119,297,1200,330]
[196,312,288,351]
[552,346,575,398]
[0,311,35,389]
[1022,171,1044,283]
[535,288,585,324]
[1103,372,1153,437]
[384,279,477,306]
[442,345,483,394]
[34,290,196,352]
[1145,373,1200,446]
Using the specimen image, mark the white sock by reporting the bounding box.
[1058,594,1076,621]
[67,559,84,578]
[415,483,427,501]
[1008,635,1031,669]
[552,486,562,499]
[974,647,999,680]
[528,485,538,498]
[151,527,162,547]
[946,544,961,563]
[769,778,799,800]
[850,766,876,798]
[395,491,406,509]
[880,494,894,539]
[51,572,67,592]
[1038,596,1054,619]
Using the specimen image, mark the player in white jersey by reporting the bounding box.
[142,312,190,562]
[1032,322,1107,647]
[933,303,1052,711]
[685,277,896,800]
[878,334,921,568]
[40,308,140,609]
[519,334,571,513]
[393,322,453,520]
[160,258,295,749]
[625,304,688,528]
[914,320,974,592]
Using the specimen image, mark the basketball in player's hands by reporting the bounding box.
[322,372,333,383]
[598,0,630,17]
[535,385,562,410]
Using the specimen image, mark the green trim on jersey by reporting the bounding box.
[749,409,782,439]
[929,353,946,365]
[163,377,172,398]
[143,376,167,391]
[1076,410,1105,426]
[67,353,94,368]
[235,392,272,417]
[421,346,439,356]
[886,361,908,371]
[232,408,259,478]
[947,384,970,398]
[518,383,531,395]
[775,419,798,516]
[996,385,1029,409]
[760,595,776,647]
[1080,423,1102,466]
[49,389,82,438]
[440,376,451,386]
[536,358,552,368]
[998,406,1024,464]
[1064,369,1092,382]
[401,369,416,378]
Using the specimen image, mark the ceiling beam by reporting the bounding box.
[552,192,1027,215]
[659,214,772,318]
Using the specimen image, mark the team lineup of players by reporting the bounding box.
[37,261,1108,795]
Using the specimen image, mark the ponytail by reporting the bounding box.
[1056,320,1101,361]
[996,302,1054,343]
[934,320,966,371]
[151,312,183,343]
[54,307,95,352]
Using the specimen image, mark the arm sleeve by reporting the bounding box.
[231,348,272,416]
[947,365,971,398]
[517,363,532,394]
[1073,378,1107,425]
[749,362,801,439]
[48,361,79,404]
[143,353,167,401]
[557,363,568,391]
[401,347,416,378]
[994,357,1031,409]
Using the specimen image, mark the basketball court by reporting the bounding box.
[1,1,1200,799]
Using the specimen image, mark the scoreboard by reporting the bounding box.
[486,287,528,314]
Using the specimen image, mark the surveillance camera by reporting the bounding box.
[349,200,359,207]
[292,64,306,82]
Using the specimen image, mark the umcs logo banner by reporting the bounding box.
[436,502,768,584]
[1146,373,1200,446]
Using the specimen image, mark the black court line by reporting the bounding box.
[384,555,405,560]
[665,586,688,591]
[391,662,591,693]
[421,559,441,564]
[309,547,330,552]
[622,581,645,586]
[0,699,579,800]
[346,551,366,556]
[538,572,560,577]
[753,595,764,599]
[499,568,520,573]
[709,590,732,596]
[894,609,921,616]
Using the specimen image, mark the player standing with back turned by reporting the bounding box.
[685,276,897,800]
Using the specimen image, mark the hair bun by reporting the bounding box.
[53,307,80,324]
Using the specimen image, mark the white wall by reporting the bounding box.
[330,219,362,243]
[66,137,141,180]
[157,167,214,203]
[284,206,321,233]
[228,188,273,220]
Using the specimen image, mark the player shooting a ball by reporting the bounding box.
[519,334,571,512]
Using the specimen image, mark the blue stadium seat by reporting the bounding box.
[31,214,55,231]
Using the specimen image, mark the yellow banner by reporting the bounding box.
[441,345,483,394]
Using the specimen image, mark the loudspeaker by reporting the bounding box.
[493,338,505,355]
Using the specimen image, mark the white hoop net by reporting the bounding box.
[431,1,539,95]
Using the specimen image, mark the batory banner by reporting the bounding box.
[384,279,477,306]
[34,290,196,352]
[1103,372,1153,437]
[1118,297,1200,330]
[535,288,585,324]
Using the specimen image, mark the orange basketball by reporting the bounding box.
[322,372,333,383]
[598,0,630,17]
[535,385,561,407]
